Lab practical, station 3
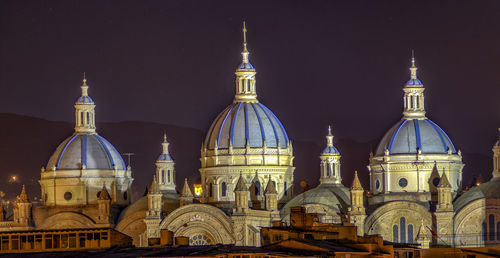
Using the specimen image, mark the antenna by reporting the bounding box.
[122,153,135,167]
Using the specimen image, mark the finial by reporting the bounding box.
[241,21,250,63]
[326,125,334,147]
[163,131,167,143]
[83,72,87,85]
[81,73,89,97]
[410,50,417,79]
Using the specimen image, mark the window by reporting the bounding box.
[209,183,213,197]
[221,182,227,197]
[433,177,440,187]
[80,112,84,126]
[161,170,165,183]
[497,222,500,240]
[408,224,414,243]
[400,217,406,243]
[255,181,260,196]
[326,164,330,177]
[399,178,408,188]
[86,112,90,125]
[393,225,398,242]
[284,182,287,196]
[490,215,495,241]
[483,222,488,242]
[332,164,336,177]
[64,192,72,201]
[168,170,171,183]
[375,180,380,190]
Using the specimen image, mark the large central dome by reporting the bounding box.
[199,24,294,206]
[205,102,289,150]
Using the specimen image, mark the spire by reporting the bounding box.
[74,74,96,133]
[351,171,363,190]
[402,52,426,119]
[326,125,334,147]
[18,185,30,203]
[438,172,451,188]
[98,185,111,200]
[181,179,194,197]
[264,178,277,194]
[234,173,248,191]
[149,176,160,194]
[234,22,258,103]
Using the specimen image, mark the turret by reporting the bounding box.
[264,178,278,211]
[74,74,96,133]
[156,133,176,193]
[492,128,500,179]
[180,179,194,207]
[234,22,257,103]
[402,52,426,119]
[250,172,262,209]
[97,185,111,224]
[144,177,163,241]
[234,174,249,213]
[13,185,32,225]
[437,171,452,211]
[319,126,342,185]
[349,171,366,235]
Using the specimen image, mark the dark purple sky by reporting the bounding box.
[1,0,500,159]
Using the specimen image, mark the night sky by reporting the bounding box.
[1,1,500,189]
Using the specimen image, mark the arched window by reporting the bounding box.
[254,181,260,196]
[80,112,84,125]
[497,222,500,240]
[416,96,420,109]
[400,217,406,243]
[167,170,171,183]
[209,183,213,197]
[221,182,227,197]
[408,224,413,243]
[161,170,165,183]
[326,163,330,177]
[483,222,488,242]
[332,164,336,177]
[86,112,90,124]
[490,214,495,241]
[284,182,287,196]
[393,225,398,243]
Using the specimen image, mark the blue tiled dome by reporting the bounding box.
[205,102,289,149]
[322,146,339,155]
[157,153,173,161]
[47,133,126,170]
[375,118,456,156]
[76,95,94,103]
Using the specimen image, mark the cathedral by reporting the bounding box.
[1,23,499,249]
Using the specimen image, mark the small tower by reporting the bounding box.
[144,177,163,240]
[74,74,96,133]
[234,174,249,213]
[264,179,278,211]
[250,172,262,209]
[402,52,426,119]
[180,179,194,207]
[349,171,366,236]
[13,185,32,226]
[234,21,257,103]
[435,170,454,240]
[319,126,342,185]
[97,185,112,224]
[155,133,176,193]
[492,128,500,179]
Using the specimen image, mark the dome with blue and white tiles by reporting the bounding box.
[205,102,289,150]
[375,118,456,156]
[46,133,126,170]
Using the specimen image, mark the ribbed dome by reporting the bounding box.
[322,146,339,155]
[205,102,289,149]
[281,184,351,214]
[47,133,126,170]
[375,118,456,156]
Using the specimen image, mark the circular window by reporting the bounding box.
[64,192,72,201]
[123,191,128,200]
[375,180,380,190]
[399,178,408,188]
[433,177,440,187]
